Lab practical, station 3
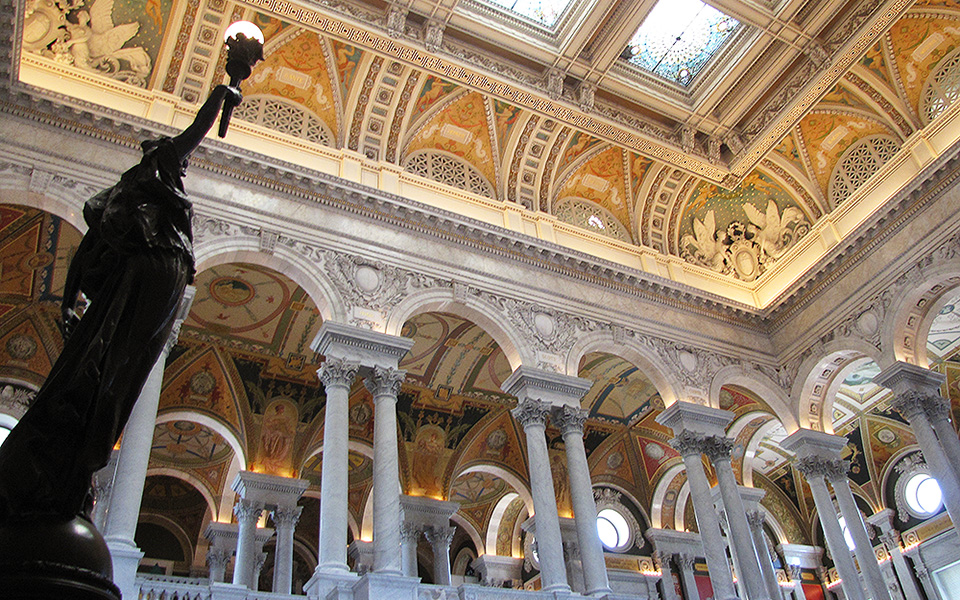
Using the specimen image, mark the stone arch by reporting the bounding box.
[649,462,685,529]
[144,467,219,524]
[740,417,787,488]
[885,261,960,367]
[385,288,533,370]
[710,365,799,432]
[792,342,883,432]
[0,175,93,232]
[485,491,520,555]
[137,511,197,566]
[450,512,485,561]
[454,464,534,514]
[153,411,246,521]
[565,330,680,406]
[193,242,346,324]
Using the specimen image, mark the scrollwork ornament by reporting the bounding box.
[511,398,550,428]
[920,393,951,421]
[677,553,696,570]
[400,523,422,543]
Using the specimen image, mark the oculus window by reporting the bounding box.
[481,0,574,27]
[625,0,739,86]
[905,473,943,517]
[596,508,632,552]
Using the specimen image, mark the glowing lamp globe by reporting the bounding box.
[224,21,264,44]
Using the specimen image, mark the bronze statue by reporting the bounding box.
[0,84,240,597]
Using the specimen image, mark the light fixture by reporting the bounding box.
[218,21,265,137]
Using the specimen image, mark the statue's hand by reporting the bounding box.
[59,306,80,341]
[221,85,243,109]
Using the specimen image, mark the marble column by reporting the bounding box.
[823,466,892,600]
[424,526,455,585]
[923,396,960,484]
[272,505,303,594]
[365,366,406,575]
[204,522,238,583]
[791,457,866,600]
[745,506,783,600]
[234,498,266,588]
[316,357,359,573]
[400,523,421,578]
[678,553,702,600]
[868,510,922,600]
[788,565,805,600]
[706,438,769,600]
[554,404,612,596]
[670,431,738,600]
[103,288,194,597]
[512,398,569,592]
[254,551,268,589]
[654,551,682,600]
[876,362,960,525]
[207,547,232,583]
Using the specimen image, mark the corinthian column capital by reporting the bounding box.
[702,436,735,463]
[318,357,360,389]
[669,430,712,457]
[793,455,847,480]
[553,404,587,434]
[364,366,406,398]
[511,398,551,428]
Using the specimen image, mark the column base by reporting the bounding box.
[0,516,121,600]
[209,582,254,600]
[304,569,359,599]
[352,572,420,600]
[106,539,144,600]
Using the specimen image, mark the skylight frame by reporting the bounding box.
[460,0,586,38]
[621,0,745,88]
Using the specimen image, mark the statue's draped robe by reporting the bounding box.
[0,138,194,523]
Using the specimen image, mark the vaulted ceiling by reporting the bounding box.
[16,0,960,301]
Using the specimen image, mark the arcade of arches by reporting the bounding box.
[3,0,960,599]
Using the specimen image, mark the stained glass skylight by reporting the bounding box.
[625,0,740,86]
[482,0,574,27]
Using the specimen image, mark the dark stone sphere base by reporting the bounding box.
[0,516,121,600]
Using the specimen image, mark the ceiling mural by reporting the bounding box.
[20,0,960,283]
[577,352,661,425]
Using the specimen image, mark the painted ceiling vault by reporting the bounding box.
[15,0,960,297]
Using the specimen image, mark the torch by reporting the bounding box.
[218,20,264,138]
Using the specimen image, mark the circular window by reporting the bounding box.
[905,473,943,516]
[0,425,11,448]
[597,508,631,551]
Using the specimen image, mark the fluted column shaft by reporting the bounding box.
[890,392,960,525]
[366,366,406,575]
[425,526,455,585]
[747,511,783,600]
[555,405,611,596]
[794,459,866,600]
[707,439,769,600]
[512,398,569,592]
[272,505,302,594]
[400,524,421,577]
[655,552,682,600]
[316,358,359,573]
[826,468,891,600]
[233,499,265,588]
[677,553,702,600]
[671,432,737,600]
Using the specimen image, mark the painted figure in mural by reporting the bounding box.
[0,84,241,525]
